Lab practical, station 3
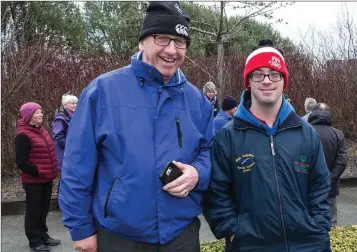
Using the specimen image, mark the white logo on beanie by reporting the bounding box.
[174,3,183,14]
[269,56,281,69]
[175,24,188,36]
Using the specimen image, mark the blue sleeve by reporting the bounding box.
[308,135,331,231]
[52,119,66,149]
[203,130,237,239]
[191,98,214,191]
[59,82,100,241]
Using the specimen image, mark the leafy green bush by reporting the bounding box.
[201,226,357,252]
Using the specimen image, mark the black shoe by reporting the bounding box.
[30,244,50,252]
[44,237,61,246]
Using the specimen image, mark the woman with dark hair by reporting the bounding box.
[15,102,60,252]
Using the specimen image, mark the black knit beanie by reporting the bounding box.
[139,1,190,42]
[222,96,238,111]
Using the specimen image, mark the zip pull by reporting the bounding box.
[175,116,183,148]
[270,135,275,156]
[140,78,144,87]
[157,87,162,105]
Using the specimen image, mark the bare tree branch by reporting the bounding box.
[190,26,217,37]
[226,2,274,34]
[191,20,216,30]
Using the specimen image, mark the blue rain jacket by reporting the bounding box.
[59,52,214,243]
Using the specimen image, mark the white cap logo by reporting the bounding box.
[175,24,188,36]
[174,3,183,14]
[269,56,281,69]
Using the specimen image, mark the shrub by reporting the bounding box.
[200,226,357,252]
[2,44,356,177]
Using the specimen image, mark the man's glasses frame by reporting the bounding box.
[249,72,283,82]
[152,35,189,49]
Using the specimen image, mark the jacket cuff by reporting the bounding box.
[191,162,209,191]
[70,222,97,241]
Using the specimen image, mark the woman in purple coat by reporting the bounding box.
[52,94,78,171]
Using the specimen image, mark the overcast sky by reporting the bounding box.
[224,1,357,45]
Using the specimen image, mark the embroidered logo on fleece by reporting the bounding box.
[295,155,309,174]
[235,154,256,172]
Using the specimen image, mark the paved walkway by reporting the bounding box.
[2,187,357,252]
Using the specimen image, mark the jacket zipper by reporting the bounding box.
[104,177,117,218]
[270,135,289,252]
[38,129,54,179]
[175,116,183,148]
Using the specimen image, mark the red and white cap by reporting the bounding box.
[243,47,289,90]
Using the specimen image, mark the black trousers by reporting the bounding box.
[98,218,201,252]
[23,181,52,247]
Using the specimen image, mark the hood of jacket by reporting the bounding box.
[308,110,332,126]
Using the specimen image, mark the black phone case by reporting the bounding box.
[160,162,183,184]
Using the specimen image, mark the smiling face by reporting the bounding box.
[205,91,216,100]
[29,109,43,126]
[249,67,284,107]
[139,34,186,82]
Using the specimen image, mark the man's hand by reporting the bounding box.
[163,161,199,197]
[73,234,97,252]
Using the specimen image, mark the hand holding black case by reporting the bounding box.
[160,162,183,184]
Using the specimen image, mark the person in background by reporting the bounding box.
[204,44,331,252]
[308,103,348,227]
[203,81,220,117]
[15,102,60,252]
[214,95,238,134]
[302,97,317,121]
[59,2,213,252]
[52,94,78,171]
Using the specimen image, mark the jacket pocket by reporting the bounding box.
[104,177,117,218]
[231,213,250,250]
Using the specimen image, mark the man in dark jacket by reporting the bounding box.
[308,103,348,227]
[203,45,331,252]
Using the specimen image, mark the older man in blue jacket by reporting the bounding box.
[204,45,331,252]
[59,2,214,252]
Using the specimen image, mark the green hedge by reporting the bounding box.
[201,226,357,252]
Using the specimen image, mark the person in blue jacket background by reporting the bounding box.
[214,95,238,134]
[59,2,213,252]
[203,45,331,252]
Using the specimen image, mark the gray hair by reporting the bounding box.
[203,82,217,95]
[62,94,78,106]
[304,98,317,112]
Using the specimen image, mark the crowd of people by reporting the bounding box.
[14,2,349,252]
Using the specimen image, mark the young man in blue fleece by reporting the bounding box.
[59,2,213,252]
[204,45,331,252]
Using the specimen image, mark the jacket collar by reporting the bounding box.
[17,119,41,132]
[233,90,300,134]
[216,109,231,120]
[131,52,186,87]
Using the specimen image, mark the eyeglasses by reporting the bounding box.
[152,35,189,49]
[249,72,283,82]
